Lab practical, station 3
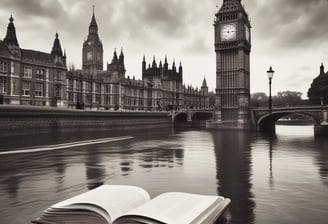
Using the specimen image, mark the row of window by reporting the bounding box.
[219,13,238,22]
[21,82,43,97]
[0,63,64,82]
[23,67,63,81]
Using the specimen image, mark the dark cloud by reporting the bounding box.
[99,0,190,43]
[136,0,188,35]
[1,0,64,18]
[182,35,211,54]
[252,0,328,49]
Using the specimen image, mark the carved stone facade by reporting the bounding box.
[213,0,251,129]
[0,15,67,107]
[67,8,209,111]
[0,9,208,111]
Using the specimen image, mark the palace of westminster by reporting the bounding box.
[0,9,209,111]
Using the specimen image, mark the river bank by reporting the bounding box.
[0,105,171,130]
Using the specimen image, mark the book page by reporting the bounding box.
[51,185,151,222]
[115,192,225,224]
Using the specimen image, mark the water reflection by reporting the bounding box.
[212,131,255,224]
[258,133,277,190]
[268,136,274,189]
[315,137,328,187]
[138,147,184,169]
[0,154,29,198]
[54,154,66,192]
[85,151,106,190]
[1,126,328,224]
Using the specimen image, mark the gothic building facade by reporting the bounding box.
[0,15,67,106]
[213,0,251,129]
[0,9,208,111]
[66,9,209,111]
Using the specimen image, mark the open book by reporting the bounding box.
[31,185,231,224]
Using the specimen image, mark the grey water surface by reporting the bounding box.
[0,125,327,224]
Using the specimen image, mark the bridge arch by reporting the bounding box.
[257,111,320,132]
[173,110,213,124]
[174,112,188,123]
[191,112,213,121]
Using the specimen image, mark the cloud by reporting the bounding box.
[252,0,328,49]
[100,0,191,43]
[1,0,64,18]
[182,35,211,54]
[0,0,327,96]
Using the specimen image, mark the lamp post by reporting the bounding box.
[267,66,275,112]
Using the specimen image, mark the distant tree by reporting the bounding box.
[251,91,309,108]
[273,91,308,107]
[251,92,268,107]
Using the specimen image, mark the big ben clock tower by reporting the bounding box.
[82,6,103,72]
[213,0,251,129]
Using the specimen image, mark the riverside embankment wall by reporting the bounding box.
[0,105,172,130]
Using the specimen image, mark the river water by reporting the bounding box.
[0,125,327,224]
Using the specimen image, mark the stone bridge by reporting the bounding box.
[172,109,214,123]
[251,105,328,132]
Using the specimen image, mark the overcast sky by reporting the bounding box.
[1,0,328,98]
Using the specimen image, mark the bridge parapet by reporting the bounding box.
[251,105,328,132]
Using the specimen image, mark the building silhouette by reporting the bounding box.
[212,0,251,129]
[0,15,67,106]
[308,63,328,105]
[66,8,209,111]
[0,9,208,110]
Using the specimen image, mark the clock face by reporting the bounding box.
[221,23,237,41]
[245,25,250,42]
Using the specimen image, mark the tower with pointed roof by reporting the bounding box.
[308,63,328,105]
[201,77,209,108]
[3,14,20,57]
[82,6,103,71]
[213,0,251,128]
[107,48,126,80]
[51,32,66,65]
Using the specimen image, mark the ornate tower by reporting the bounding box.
[107,48,126,80]
[82,6,103,71]
[4,14,20,57]
[51,32,66,66]
[213,0,251,129]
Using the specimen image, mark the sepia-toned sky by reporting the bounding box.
[1,0,328,98]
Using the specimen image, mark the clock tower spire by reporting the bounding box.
[82,6,103,72]
[212,0,251,129]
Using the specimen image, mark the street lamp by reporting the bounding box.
[267,66,275,111]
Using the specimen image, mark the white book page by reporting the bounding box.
[51,185,151,222]
[118,192,224,224]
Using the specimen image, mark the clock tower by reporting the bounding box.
[82,6,103,72]
[213,0,251,129]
